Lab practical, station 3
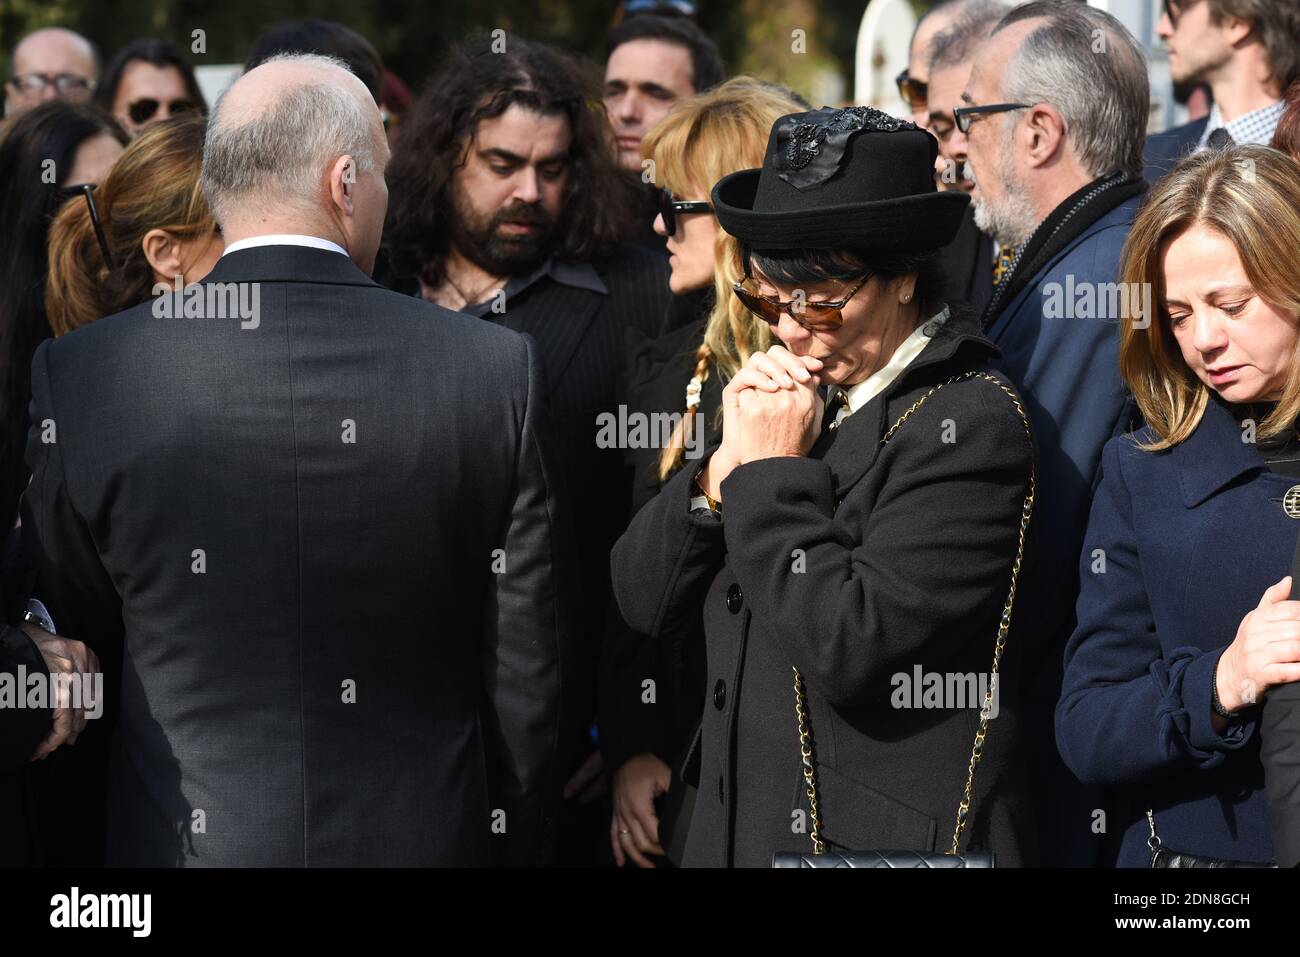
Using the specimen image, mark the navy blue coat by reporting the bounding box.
[1143,117,1208,184]
[986,196,1142,696]
[1057,397,1287,867]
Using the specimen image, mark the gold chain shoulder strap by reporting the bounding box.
[793,371,1037,856]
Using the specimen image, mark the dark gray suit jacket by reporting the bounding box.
[21,244,576,866]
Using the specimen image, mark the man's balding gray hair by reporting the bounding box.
[201,53,376,227]
[994,0,1148,179]
[929,1,1009,73]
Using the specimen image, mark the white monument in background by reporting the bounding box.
[195,64,242,109]
[854,0,916,118]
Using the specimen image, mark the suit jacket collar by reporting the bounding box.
[1171,395,1271,507]
[201,244,380,288]
[815,309,1000,501]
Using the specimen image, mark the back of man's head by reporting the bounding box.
[606,13,724,92]
[994,0,1149,179]
[245,20,384,104]
[201,54,384,261]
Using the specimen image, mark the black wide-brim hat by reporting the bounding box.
[713,105,970,252]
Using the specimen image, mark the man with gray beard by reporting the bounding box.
[958,0,1149,866]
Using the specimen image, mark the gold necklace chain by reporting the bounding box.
[792,370,1037,856]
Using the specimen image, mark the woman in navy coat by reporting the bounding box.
[1058,146,1300,867]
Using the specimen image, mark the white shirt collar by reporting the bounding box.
[833,305,949,424]
[221,234,348,258]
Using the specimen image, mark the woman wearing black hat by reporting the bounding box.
[610,105,1038,867]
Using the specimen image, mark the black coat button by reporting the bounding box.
[725,583,743,613]
[713,679,726,710]
[718,774,725,804]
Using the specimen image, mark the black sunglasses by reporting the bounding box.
[895,69,927,110]
[953,102,1032,133]
[127,98,196,125]
[732,263,872,332]
[656,188,712,235]
[58,183,115,270]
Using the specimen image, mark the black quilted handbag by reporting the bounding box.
[1146,810,1276,869]
[772,373,1035,870]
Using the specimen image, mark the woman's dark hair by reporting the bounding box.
[245,20,384,104]
[385,35,641,286]
[95,39,207,116]
[1271,77,1300,162]
[606,13,726,93]
[0,101,127,528]
[748,245,949,318]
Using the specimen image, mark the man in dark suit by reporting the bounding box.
[963,2,1151,865]
[383,36,671,860]
[21,53,574,866]
[1144,0,1298,181]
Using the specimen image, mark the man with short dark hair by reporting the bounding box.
[245,19,384,104]
[4,28,98,117]
[603,14,724,172]
[1145,0,1300,180]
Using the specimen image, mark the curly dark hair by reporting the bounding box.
[384,34,640,286]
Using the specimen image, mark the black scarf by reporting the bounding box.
[979,171,1147,330]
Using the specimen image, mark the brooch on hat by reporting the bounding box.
[779,106,918,189]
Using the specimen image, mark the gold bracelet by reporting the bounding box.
[692,469,721,513]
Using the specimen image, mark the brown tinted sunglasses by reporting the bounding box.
[732,272,871,331]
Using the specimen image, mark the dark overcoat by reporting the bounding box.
[1058,397,1294,867]
[611,310,1038,867]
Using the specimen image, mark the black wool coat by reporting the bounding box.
[610,310,1039,867]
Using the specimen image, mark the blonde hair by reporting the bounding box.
[47,114,215,336]
[643,77,805,479]
[1120,145,1300,450]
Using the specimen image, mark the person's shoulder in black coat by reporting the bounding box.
[591,243,674,340]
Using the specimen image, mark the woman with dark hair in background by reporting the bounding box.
[46,113,221,337]
[0,99,123,866]
[94,38,205,138]
[0,101,125,548]
[1270,77,1300,161]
